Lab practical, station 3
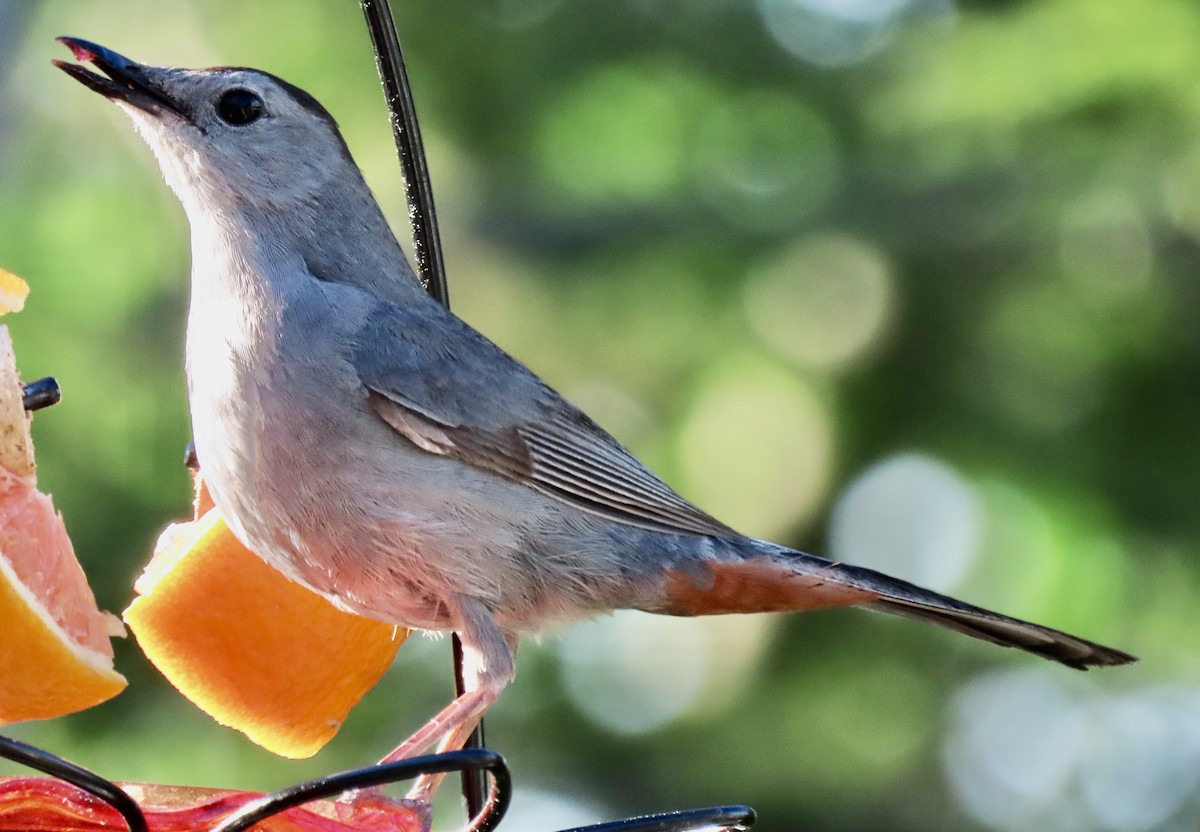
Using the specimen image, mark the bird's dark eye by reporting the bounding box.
[216,89,264,125]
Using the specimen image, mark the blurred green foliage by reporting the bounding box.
[0,1,1194,830]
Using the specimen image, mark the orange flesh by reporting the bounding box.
[126,501,408,758]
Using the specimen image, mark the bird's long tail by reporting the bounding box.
[654,539,1134,670]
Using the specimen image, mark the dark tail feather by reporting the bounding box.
[831,559,1135,670]
[864,596,1133,670]
[735,542,1136,670]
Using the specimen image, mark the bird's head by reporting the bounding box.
[55,37,356,217]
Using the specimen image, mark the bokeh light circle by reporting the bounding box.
[676,356,833,539]
[695,92,839,232]
[945,670,1200,832]
[744,232,895,371]
[557,611,776,735]
[830,452,981,592]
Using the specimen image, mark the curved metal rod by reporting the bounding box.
[0,734,148,832]
[358,0,449,306]
[211,749,510,832]
[555,805,757,832]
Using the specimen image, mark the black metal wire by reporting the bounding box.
[211,749,510,832]
[452,627,489,815]
[358,0,449,306]
[21,376,60,411]
[1,734,754,832]
[557,805,757,832]
[0,734,149,832]
[2,736,511,832]
[358,1,488,820]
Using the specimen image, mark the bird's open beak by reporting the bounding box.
[53,37,185,119]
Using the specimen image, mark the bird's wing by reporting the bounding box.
[355,301,737,539]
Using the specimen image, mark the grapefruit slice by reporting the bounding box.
[0,329,34,479]
[0,463,126,725]
[125,477,408,759]
[0,280,127,723]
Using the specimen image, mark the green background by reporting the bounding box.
[0,1,1190,830]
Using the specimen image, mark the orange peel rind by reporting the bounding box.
[126,506,408,758]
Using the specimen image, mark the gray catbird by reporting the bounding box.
[55,37,1134,773]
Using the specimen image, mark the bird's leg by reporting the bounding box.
[401,701,491,803]
[376,597,515,802]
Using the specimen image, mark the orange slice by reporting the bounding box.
[0,314,127,724]
[0,269,29,316]
[125,494,408,759]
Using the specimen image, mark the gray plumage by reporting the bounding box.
[56,38,1134,766]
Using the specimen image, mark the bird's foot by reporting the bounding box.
[335,788,432,830]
